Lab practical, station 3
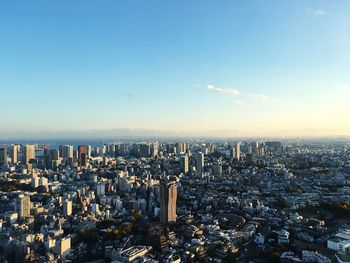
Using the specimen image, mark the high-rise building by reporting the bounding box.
[150,142,159,157]
[77,145,89,167]
[140,143,151,157]
[23,145,36,164]
[0,146,7,166]
[16,194,31,219]
[63,200,72,216]
[176,142,187,154]
[11,145,19,164]
[31,174,39,188]
[59,145,73,160]
[160,180,177,224]
[97,182,106,196]
[195,152,204,175]
[49,149,59,161]
[235,142,241,161]
[54,235,71,259]
[87,145,92,158]
[179,155,189,174]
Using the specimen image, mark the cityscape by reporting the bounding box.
[1,1,350,263]
[1,140,350,262]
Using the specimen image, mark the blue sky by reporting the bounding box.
[1,1,350,137]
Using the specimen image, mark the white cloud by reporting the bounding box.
[312,9,326,16]
[207,84,239,96]
[207,84,216,90]
[250,94,271,103]
[233,100,246,107]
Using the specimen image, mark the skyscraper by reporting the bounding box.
[0,146,7,166]
[179,155,189,174]
[16,194,31,219]
[195,152,204,175]
[97,182,106,196]
[87,145,92,158]
[59,145,73,160]
[23,145,36,164]
[49,149,59,161]
[160,180,177,224]
[63,200,72,216]
[150,142,159,157]
[140,143,151,157]
[77,145,89,167]
[11,145,19,164]
[235,142,241,161]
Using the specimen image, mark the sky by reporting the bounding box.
[1,1,350,138]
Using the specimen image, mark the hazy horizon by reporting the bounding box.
[0,127,350,140]
[1,1,350,137]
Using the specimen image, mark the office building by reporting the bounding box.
[140,143,151,157]
[0,146,7,166]
[11,145,19,164]
[78,145,89,167]
[17,194,31,219]
[150,142,159,157]
[235,142,241,161]
[54,235,71,259]
[97,182,106,196]
[195,152,204,175]
[59,145,73,160]
[23,145,36,164]
[63,200,72,216]
[160,180,177,224]
[179,155,189,174]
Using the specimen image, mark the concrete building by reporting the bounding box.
[16,194,31,219]
[78,145,89,167]
[195,152,204,175]
[11,145,19,164]
[63,200,72,216]
[180,155,189,174]
[0,146,7,166]
[97,182,106,196]
[23,145,36,164]
[160,180,177,224]
[59,145,73,161]
[54,235,71,259]
[235,142,241,161]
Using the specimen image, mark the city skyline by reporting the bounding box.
[1,1,350,137]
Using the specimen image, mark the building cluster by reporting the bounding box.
[0,139,350,262]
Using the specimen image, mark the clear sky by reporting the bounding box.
[1,1,350,138]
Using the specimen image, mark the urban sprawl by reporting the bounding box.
[1,140,350,263]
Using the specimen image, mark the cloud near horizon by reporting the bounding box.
[206,84,275,106]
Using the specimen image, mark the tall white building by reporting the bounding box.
[235,142,241,161]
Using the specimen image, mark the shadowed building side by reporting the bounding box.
[160,181,177,224]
